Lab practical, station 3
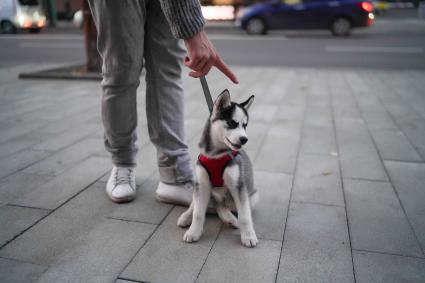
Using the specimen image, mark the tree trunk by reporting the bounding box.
[83,0,101,73]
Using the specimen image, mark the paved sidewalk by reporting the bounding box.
[0,64,425,283]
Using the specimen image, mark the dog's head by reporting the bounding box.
[209,89,255,151]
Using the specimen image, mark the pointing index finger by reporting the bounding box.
[214,56,239,84]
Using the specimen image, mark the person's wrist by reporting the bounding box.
[184,29,204,44]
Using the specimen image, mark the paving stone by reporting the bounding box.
[347,73,424,162]
[256,71,293,104]
[240,121,269,157]
[33,122,101,151]
[255,122,302,174]
[292,154,344,206]
[344,179,422,257]
[301,124,337,155]
[335,119,388,181]
[372,73,425,158]
[0,130,55,160]
[304,95,333,128]
[0,115,47,144]
[385,161,425,253]
[23,137,104,176]
[253,79,305,174]
[1,66,425,282]
[353,251,425,283]
[108,174,174,225]
[329,83,359,123]
[13,156,110,210]
[346,72,397,130]
[18,96,97,124]
[197,230,282,283]
[40,109,99,135]
[36,218,155,283]
[277,202,354,283]
[0,63,40,84]
[0,257,47,283]
[121,207,222,283]
[379,72,425,123]
[184,118,205,142]
[370,129,423,162]
[300,90,336,156]
[0,182,120,265]
[253,171,292,241]
[0,205,50,247]
[0,172,54,206]
[249,104,280,123]
[0,95,56,121]
[0,179,171,269]
[381,103,425,158]
[0,149,52,180]
[275,100,305,125]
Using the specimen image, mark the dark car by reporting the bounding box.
[235,0,374,36]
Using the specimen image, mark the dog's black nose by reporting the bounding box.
[239,137,248,145]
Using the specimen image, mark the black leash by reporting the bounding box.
[200,76,213,114]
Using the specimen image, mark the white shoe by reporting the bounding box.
[106,166,136,203]
[156,181,193,206]
[155,181,259,212]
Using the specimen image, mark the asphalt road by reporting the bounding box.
[1,18,424,69]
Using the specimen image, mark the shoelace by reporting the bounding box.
[114,167,134,187]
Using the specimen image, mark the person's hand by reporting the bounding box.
[183,30,238,84]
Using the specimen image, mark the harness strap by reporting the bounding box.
[198,151,238,187]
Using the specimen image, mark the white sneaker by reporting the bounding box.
[155,181,259,212]
[156,181,193,206]
[106,166,136,203]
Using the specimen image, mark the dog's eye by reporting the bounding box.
[242,123,247,129]
[227,120,238,129]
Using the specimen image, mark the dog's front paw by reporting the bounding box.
[177,212,192,228]
[183,228,202,243]
[241,230,258,248]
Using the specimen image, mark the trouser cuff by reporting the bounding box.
[158,153,193,184]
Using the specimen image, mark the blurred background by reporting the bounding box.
[0,0,424,71]
[1,2,425,282]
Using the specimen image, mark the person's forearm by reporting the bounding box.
[159,0,205,39]
[160,0,238,83]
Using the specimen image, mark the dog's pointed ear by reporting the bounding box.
[213,89,231,113]
[240,95,255,110]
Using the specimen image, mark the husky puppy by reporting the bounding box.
[177,89,258,248]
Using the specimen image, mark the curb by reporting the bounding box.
[19,64,101,81]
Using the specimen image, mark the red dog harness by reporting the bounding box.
[198,151,239,187]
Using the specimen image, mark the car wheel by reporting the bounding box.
[29,28,41,33]
[246,17,267,35]
[1,21,16,34]
[331,17,351,36]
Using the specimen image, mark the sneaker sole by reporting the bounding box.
[155,194,191,207]
[108,194,136,203]
[156,191,259,215]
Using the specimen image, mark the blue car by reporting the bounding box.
[235,0,375,36]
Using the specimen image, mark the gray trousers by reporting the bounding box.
[88,0,193,184]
